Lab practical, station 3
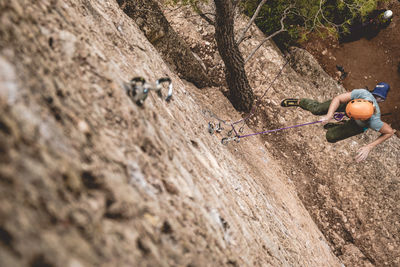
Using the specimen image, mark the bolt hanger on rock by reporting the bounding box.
[124,76,173,106]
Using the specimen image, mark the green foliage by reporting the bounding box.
[167,0,389,49]
[241,0,387,49]
[358,0,378,17]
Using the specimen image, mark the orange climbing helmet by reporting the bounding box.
[346,99,374,120]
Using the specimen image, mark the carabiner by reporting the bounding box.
[125,77,150,106]
[125,76,173,106]
[221,135,240,145]
[333,113,346,121]
[155,77,173,102]
[208,122,214,135]
[215,122,223,133]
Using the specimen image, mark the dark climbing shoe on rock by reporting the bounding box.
[323,123,339,129]
[280,98,299,107]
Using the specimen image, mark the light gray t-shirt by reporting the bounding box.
[350,89,383,131]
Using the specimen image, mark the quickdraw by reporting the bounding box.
[125,77,173,106]
[221,136,240,145]
[208,122,223,135]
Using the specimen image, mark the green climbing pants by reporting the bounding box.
[299,98,365,143]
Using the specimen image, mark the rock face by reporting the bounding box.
[0,1,399,267]
[0,1,340,266]
[165,4,400,267]
[284,47,400,267]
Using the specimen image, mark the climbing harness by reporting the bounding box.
[221,112,346,145]
[125,76,173,106]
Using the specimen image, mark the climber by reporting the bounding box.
[280,82,395,162]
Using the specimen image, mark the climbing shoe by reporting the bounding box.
[323,123,339,129]
[280,98,299,107]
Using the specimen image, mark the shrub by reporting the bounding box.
[241,0,387,49]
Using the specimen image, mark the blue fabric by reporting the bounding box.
[371,82,390,99]
[351,89,383,131]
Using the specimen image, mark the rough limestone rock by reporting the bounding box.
[0,0,341,266]
[1,1,399,267]
[165,5,400,267]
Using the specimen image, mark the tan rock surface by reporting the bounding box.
[165,3,399,266]
[0,1,398,267]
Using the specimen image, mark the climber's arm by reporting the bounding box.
[321,92,352,125]
[355,122,395,162]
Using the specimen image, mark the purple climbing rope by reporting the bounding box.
[237,112,346,139]
[238,120,323,138]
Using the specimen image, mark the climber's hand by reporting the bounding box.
[320,115,332,125]
[355,145,372,162]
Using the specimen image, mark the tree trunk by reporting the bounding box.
[214,0,254,112]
